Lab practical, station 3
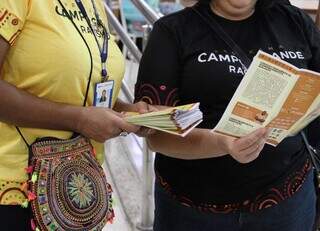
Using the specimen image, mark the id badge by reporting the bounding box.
[94,80,114,108]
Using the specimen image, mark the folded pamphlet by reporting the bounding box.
[125,103,203,137]
[213,50,320,146]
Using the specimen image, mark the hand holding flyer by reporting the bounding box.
[125,103,203,137]
[213,50,320,146]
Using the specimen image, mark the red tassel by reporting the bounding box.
[92,148,96,157]
[25,166,34,174]
[107,183,113,192]
[30,219,36,230]
[107,210,115,224]
[27,191,37,201]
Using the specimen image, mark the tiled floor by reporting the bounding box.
[103,169,132,231]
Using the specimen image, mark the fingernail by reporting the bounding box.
[267,128,273,135]
[264,129,272,138]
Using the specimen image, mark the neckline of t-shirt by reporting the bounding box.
[207,4,258,25]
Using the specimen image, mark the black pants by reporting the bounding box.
[154,171,316,231]
[0,205,31,231]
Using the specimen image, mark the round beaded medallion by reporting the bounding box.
[28,135,113,231]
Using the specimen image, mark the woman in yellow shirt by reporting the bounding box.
[0,1,149,230]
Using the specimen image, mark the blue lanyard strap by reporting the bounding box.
[75,0,109,82]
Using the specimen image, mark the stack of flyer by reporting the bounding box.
[213,50,320,146]
[125,103,203,137]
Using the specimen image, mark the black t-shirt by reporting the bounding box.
[135,2,320,204]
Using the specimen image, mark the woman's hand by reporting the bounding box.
[114,100,160,137]
[217,128,269,164]
[129,101,158,113]
[129,101,159,137]
[76,106,140,142]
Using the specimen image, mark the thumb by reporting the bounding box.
[135,101,149,114]
[116,117,140,133]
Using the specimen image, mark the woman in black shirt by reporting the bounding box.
[135,0,319,230]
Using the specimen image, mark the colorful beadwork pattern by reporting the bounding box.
[26,135,114,231]
[0,181,27,205]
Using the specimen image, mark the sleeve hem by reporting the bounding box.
[0,10,24,46]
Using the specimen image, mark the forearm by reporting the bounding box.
[113,99,136,113]
[147,128,227,159]
[0,37,82,132]
[0,80,81,131]
[114,99,169,113]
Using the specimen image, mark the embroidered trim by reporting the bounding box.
[0,8,23,45]
[135,83,180,106]
[27,135,114,231]
[0,180,28,205]
[156,159,312,214]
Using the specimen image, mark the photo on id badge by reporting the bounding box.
[94,81,114,108]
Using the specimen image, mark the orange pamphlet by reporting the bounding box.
[213,50,320,146]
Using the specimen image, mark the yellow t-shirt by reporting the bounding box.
[0,0,124,204]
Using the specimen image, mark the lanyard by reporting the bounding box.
[17,0,99,146]
[75,0,110,82]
